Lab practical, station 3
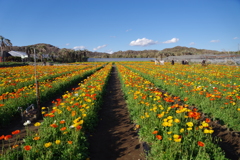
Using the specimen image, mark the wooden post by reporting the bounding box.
[34,49,41,119]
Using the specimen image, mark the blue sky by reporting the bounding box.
[0,0,240,53]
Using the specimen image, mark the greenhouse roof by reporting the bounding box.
[8,51,28,59]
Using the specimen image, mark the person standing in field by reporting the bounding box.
[171,60,174,65]
[182,60,185,65]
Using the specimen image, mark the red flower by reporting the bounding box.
[156,135,162,140]
[60,127,67,131]
[50,124,58,128]
[12,130,20,135]
[0,135,5,140]
[4,135,12,140]
[188,111,195,118]
[76,125,82,131]
[193,108,198,112]
[205,118,211,123]
[24,145,32,151]
[60,120,65,124]
[56,98,61,102]
[152,131,158,134]
[198,141,205,147]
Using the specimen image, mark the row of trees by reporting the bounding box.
[23,45,88,63]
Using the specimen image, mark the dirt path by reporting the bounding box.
[88,65,145,160]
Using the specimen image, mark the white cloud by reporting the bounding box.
[106,49,114,54]
[233,37,239,39]
[210,40,220,43]
[162,38,179,44]
[189,42,195,45]
[129,38,158,46]
[73,46,85,50]
[126,29,132,32]
[66,43,70,46]
[93,44,107,51]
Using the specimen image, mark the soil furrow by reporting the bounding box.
[88,65,145,160]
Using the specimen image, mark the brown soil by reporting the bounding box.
[0,65,240,160]
[210,121,240,160]
[88,65,145,160]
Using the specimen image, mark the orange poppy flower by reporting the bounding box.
[24,145,32,151]
[156,135,162,140]
[4,135,12,140]
[12,145,19,149]
[152,131,158,134]
[12,130,20,135]
[60,120,65,124]
[76,125,82,131]
[71,111,76,117]
[33,136,40,140]
[68,141,73,144]
[60,127,67,131]
[198,141,205,147]
[188,111,195,118]
[205,118,211,123]
[0,135,5,140]
[50,124,58,128]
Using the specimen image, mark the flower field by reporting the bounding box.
[121,62,240,131]
[0,65,104,126]
[0,62,239,160]
[0,63,111,159]
[116,63,232,159]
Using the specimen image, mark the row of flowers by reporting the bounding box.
[0,64,103,126]
[123,62,240,131]
[116,64,227,159]
[0,64,112,160]
[0,65,94,95]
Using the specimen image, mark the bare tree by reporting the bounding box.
[0,36,12,62]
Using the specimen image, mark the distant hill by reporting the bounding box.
[108,46,223,58]
[11,43,238,59]
[161,46,220,55]
[12,43,60,54]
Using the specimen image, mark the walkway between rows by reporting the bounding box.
[89,65,145,160]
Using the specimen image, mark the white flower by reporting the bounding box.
[69,125,75,129]
[23,120,31,126]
